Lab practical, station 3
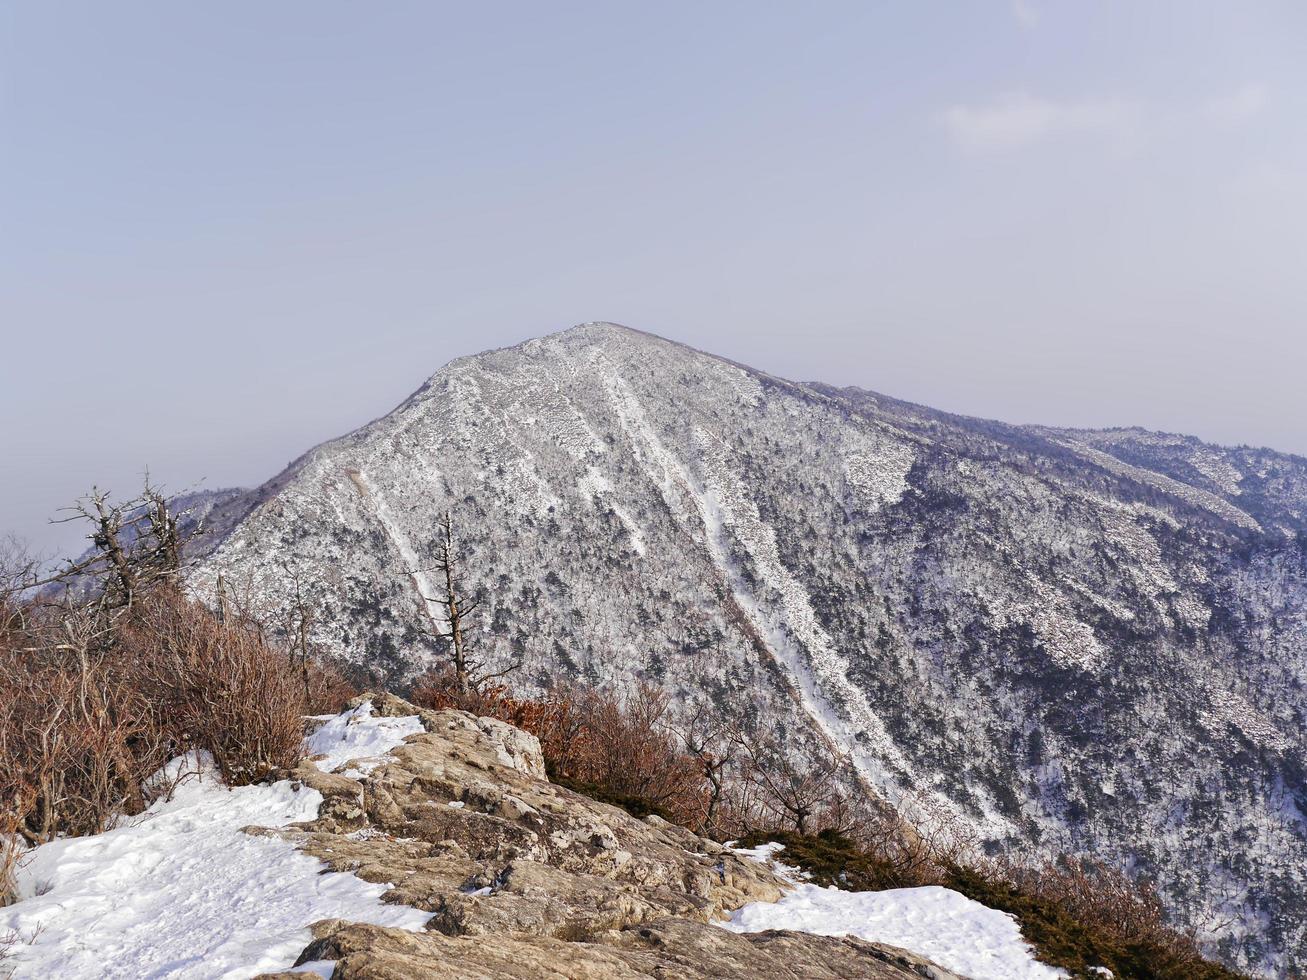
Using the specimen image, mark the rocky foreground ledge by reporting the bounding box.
[254,694,958,979]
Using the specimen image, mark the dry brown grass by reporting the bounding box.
[118,594,306,786]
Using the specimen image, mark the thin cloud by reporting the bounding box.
[1206,82,1269,122]
[1230,161,1306,201]
[942,92,1136,151]
[1011,0,1039,30]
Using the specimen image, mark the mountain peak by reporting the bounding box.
[188,327,1307,975]
[538,320,703,357]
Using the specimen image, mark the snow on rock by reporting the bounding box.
[0,711,430,980]
[722,846,1063,980]
[722,884,1065,980]
[305,699,426,775]
[1190,448,1245,496]
[1199,689,1291,753]
[980,569,1109,673]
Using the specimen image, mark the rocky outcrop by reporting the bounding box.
[255,695,958,979]
[267,917,959,979]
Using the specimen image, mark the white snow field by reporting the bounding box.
[0,704,429,979]
[722,843,1065,980]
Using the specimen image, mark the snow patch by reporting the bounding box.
[722,885,1064,979]
[305,700,426,774]
[0,739,429,980]
[723,845,1063,980]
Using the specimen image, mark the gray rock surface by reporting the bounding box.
[273,917,959,979]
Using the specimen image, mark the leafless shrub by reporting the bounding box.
[571,684,708,825]
[410,672,589,764]
[671,711,738,837]
[0,481,351,920]
[199,567,360,717]
[1003,854,1202,965]
[302,658,361,715]
[0,601,173,847]
[723,726,849,836]
[118,593,305,786]
[0,538,41,636]
[941,852,1246,978]
[838,788,981,888]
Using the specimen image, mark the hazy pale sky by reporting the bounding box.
[3,2,1305,557]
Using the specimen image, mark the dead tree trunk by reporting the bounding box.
[419,511,518,698]
[284,565,314,707]
[36,479,196,627]
[436,513,472,695]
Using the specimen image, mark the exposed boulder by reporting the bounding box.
[279,917,959,979]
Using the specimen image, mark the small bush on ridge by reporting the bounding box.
[0,590,344,871]
[118,594,305,786]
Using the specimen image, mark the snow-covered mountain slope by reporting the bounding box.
[189,322,1307,975]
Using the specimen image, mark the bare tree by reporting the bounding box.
[23,478,197,626]
[673,705,739,836]
[281,563,314,706]
[0,536,43,636]
[729,726,846,835]
[417,511,519,696]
